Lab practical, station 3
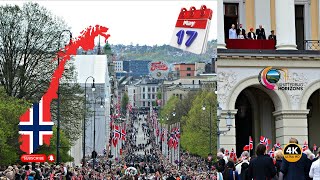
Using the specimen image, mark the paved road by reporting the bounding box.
[134,115,151,155]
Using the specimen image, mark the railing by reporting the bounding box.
[304,40,320,50]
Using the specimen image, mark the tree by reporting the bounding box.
[159,96,179,124]
[180,90,217,158]
[37,126,73,162]
[121,92,129,114]
[0,87,30,165]
[0,3,84,144]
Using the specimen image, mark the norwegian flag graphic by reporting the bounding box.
[19,97,54,154]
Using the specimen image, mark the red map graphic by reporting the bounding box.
[19,25,110,154]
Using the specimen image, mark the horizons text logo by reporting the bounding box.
[258,67,304,91]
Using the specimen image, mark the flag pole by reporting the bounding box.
[248,136,251,156]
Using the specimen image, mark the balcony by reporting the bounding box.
[224,39,320,52]
[305,40,320,50]
[226,39,276,50]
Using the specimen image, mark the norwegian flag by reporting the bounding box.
[121,128,126,141]
[225,150,229,156]
[19,97,54,154]
[260,136,271,149]
[174,128,180,139]
[302,141,308,152]
[313,144,317,151]
[160,129,165,141]
[112,137,118,147]
[229,148,237,162]
[113,125,121,138]
[274,142,282,150]
[126,103,132,112]
[269,148,275,158]
[243,136,253,151]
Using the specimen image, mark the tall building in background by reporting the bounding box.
[69,55,111,165]
[123,60,151,78]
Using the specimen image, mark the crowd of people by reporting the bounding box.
[228,24,277,41]
[1,110,320,179]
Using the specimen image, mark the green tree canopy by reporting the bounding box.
[0,88,30,165]
[121,92,129,114]
[159,96,179,124]
[180,90,217,158]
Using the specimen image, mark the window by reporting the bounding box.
[152,94,155,99]
[143,94,145,99]
[152,87,155,92]
[148,102,150,106]
[187,67,191,71]
[148,94,151,99]
[143,87,145,92]
[187,73,191,76]
[133,90,135,93]
[148,87,151,92]
[192,80,194,84]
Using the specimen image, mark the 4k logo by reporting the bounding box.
[283,143,302,162]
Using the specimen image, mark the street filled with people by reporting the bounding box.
[1,110,320,180]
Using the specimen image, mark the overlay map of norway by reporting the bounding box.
[18,25,110,154]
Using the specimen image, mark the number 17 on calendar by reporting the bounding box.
[169,5,213,54]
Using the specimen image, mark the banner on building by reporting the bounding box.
[148,61,170,79]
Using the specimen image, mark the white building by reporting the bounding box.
[114,61,123,72]
[69,55,111,165]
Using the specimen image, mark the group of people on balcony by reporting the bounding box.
[229,24,277,41]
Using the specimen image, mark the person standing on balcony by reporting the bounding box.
[237,24,246,39]
[229,24,237,39]
[247,28,256,40]
[256,25,266,39]
[268,30,277,48]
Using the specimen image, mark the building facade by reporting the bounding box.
[114,61,123,72]
[162,75,217,105]
[173,62,206,78]
[217,0,320,156]
[70,55,111,165]
[123,60,151,78]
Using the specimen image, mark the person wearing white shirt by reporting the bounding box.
[236,151,250,174]
[229,24,237,39]
[310,150,320,180]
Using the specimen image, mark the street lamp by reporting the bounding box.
[83,76,95,165]
[57,30,72,164]
[93,96,104,169]
[216,104,232,150]
[202,104,213,154]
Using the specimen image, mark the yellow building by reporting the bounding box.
[217,0,320,50]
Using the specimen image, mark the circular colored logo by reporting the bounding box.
[283,143,302,162]
[258,67,281,90]
[266,69,281,83]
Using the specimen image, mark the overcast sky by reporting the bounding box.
[1,0,217,45]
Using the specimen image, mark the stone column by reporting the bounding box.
[275,0,297,50]
[273,110,309,147]
[218,110,237,151]
[217,0,227,49]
